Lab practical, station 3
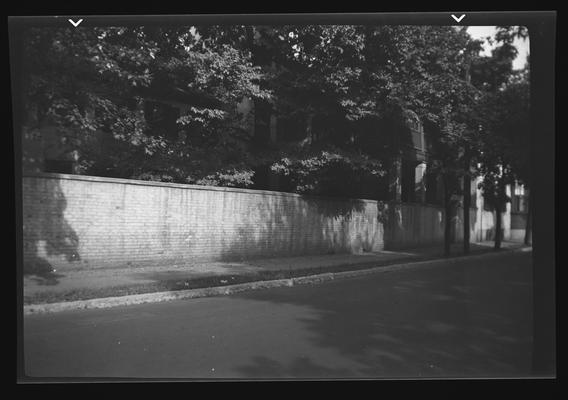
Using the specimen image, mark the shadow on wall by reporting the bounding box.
[383,202,443,250]
[301,194,375,254]
[217,192,373,263]
[383,203,480,251]
[23,178,81,283]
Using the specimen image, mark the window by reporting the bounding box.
[511,184,527,213]
[514,185,525,196]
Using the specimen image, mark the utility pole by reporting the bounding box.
[443,171,452,257]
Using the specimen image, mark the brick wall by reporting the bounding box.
[22,173,505,272]
[22,173,385,271]
[384,203,445,249]
[454,206,509,243]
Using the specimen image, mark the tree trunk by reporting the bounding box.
[463,156,471,254]
[463,71,472,255]
[494,203,502,250]
[524,190,532,245]
[443,174,452,256]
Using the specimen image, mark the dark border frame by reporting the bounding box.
[10,11,556,383]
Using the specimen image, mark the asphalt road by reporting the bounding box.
[22,250,534,380]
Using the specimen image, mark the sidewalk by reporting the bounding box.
[23,241,528,307]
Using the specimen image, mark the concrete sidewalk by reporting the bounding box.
[23,241,527,307]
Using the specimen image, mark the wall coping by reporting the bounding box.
[24,173,485,212]
[23,172,382,205]
[389,201,476,211]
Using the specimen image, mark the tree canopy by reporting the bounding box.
[22,25,270,184]
[20,23,529,205]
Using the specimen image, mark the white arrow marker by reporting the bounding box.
[451,14,466,23]
[68,19,83,27]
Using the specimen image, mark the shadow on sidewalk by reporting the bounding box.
[23,240,528,306]
[27,271,67,286]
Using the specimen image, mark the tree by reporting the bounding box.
[391,26,481,256]
[24,23,530,258]
[472,27,530,249]
[476,70,530,249]
[248,26,483,199]
[260,25,484,256]
[21,25,271,185]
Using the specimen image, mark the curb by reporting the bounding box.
[23,246,530,315]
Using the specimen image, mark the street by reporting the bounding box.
[23,250,533,379]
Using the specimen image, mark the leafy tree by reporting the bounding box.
[21,25,271,185]
[472,27,530,249]
[248,26,483,201]
[476,67,530,249]
[390,26,481,256]
[246,25,485,255]
[21,23,531,253]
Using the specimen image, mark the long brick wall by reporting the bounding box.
[384,203,445,249]
[22,173,386,271]
[21,173,504,272]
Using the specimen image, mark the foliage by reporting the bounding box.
[20,23,530,205]
[243,25,485,197]
[251,25,483,127]
[474,32,530,211]
[21,25,271,185]
[270,145,385,198]
[192,168,256,188]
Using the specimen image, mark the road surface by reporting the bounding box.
[22,250,534,379]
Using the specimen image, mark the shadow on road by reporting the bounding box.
[233,252,533,379]
[237,355,354,379]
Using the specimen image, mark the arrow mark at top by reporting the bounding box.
[451,14,466,23]
[68,19,83,27]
